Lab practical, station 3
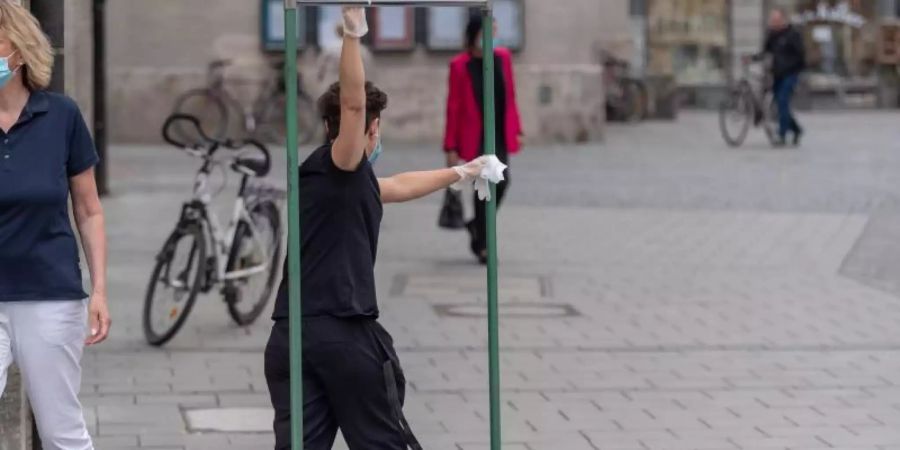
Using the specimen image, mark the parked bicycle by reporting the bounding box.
[718,56,778,147]
[601,51,648,122]
[172,58,320,146]
[143,113,284,346]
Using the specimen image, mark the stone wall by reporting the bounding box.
[105,0,623,144]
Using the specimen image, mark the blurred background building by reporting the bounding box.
[630,0,900,108]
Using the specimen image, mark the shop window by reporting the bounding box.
[770,0,879,78]
[646,0,729,85]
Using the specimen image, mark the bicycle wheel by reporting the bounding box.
[225,201,282,326]
[173,89,229,142]
[143,224,207,346]
[718,87,753,147]
[255,93,320,146]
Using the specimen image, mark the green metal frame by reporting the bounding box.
[282,1,499,449]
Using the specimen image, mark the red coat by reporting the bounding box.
[443,47,523,162]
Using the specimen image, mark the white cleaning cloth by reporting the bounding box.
[451,155,507,202]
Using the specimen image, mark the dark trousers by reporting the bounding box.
[470,171,509,254]
[773,74,801,139]
[264,317,416,450]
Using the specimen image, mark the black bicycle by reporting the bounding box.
[719,57,778,147]
[143,114,284,346]
[172,58,320,146]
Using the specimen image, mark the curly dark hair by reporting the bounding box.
[317,81,388,142]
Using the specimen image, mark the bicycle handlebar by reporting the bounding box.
[161,113,215,153]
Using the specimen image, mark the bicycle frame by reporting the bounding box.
[187,163,272,286]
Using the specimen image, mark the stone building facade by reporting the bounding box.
[105,0,630,144]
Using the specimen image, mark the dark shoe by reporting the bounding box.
[792,128,803,146]
[466,220,480,257]
[477,250,488,265]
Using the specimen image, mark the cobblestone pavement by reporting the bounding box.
[81,111,900,449]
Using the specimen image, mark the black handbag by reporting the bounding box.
[438,189,465,229]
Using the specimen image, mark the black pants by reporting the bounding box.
[470,168,510,254]
[264,317,416,450]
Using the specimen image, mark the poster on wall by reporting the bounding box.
[493,0,524,50]
[373,7,415,51]
[426,6,468,51]
[261,0,307,51]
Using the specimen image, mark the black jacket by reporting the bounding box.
[760,25,806,80]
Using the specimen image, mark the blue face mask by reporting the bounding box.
[368,138,383,164]
[0,51,18,89]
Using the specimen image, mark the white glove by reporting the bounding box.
[341,7,369,39]
[451,156,489,183]
[450,155,507,201]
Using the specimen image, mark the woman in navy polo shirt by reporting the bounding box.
[0,3,109,449]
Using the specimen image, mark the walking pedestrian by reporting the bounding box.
[443,15,524,263]
[752,8,806,146]
[264,8,493,450]
[0,2,110,449]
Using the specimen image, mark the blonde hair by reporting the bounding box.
[0,1,54,90]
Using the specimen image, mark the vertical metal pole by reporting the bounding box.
[93,0,108,196]
[284,2,304,449]
[481,5,502,450]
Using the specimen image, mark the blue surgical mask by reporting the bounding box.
[368,138,383,164]
[0,51,18,89]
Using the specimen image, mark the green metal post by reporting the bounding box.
[481,5,502,450]
[283,2,304,449]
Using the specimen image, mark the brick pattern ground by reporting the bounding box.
[81,111,900,449]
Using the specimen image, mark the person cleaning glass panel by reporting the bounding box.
[264,7,496,450]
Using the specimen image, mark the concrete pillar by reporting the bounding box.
[0,366,34,450]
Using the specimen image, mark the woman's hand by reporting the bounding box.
[518,134,526,149]
[446,150,460,167]
[85,293,111,345]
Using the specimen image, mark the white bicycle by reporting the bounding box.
[143,113,284,346]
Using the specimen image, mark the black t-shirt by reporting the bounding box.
[272,144,383,320]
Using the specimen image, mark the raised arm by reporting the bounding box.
[331,7,369,171]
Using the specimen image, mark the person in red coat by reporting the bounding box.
[443,15,523,264]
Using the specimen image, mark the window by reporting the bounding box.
[772,0,879,78]
[493,0,525,51]
[261,0,308,51]
[371,7,416,51]
[426,6,469,51]
[646,0,728,85]
[317,6,343,50]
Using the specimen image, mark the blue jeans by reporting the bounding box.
[773,74,801,139]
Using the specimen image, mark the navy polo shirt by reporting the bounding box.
[0,91,99,302]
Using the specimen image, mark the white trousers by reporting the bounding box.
[0,300,93,450]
